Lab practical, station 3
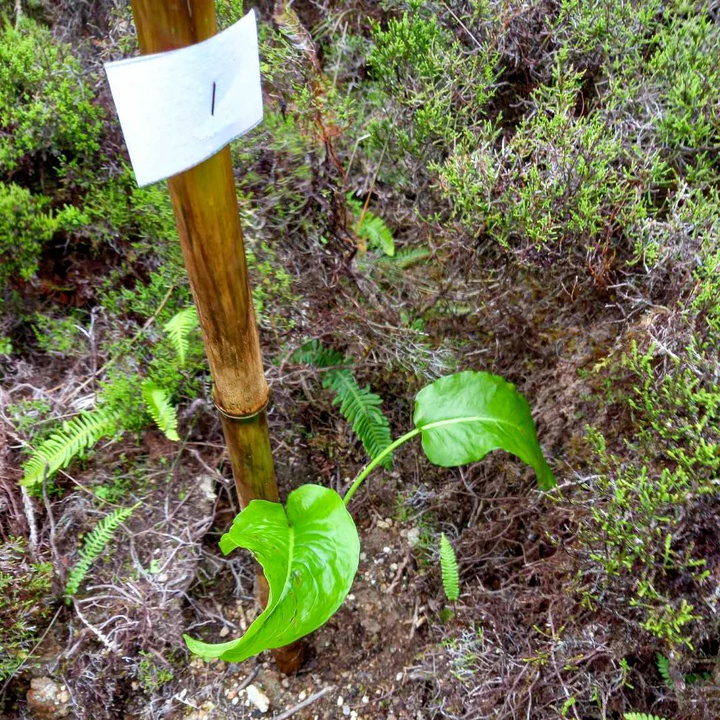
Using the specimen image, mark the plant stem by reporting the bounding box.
[343,428,420,506]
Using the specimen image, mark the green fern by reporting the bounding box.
[347,196,395,257]
[440,533,460,601]
[163,306,198,368]
[392,247,431,268]
[65,503,140,598]
[142,381,180,441]
[656,652,672,687]
[293,341,393,466]
[292,339,346,369]
[357,212,395,257]
[624,713,668,720]
[21,408,119,488]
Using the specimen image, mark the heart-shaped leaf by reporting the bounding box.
[184,484,359,662]
[413,371,555,489]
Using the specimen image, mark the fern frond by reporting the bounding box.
[293,340,393,465]
[440,533,460,601]
[656,653,672,687]
[142,381,180,441]
[163,306,198,368]
[347,195,395,257]
[357,212,395,257]
[65,503,139,598]
[21,409,119,488]
[624,713,668,720]
[323,369,393,467]
[392,247,431,268]
[292,339,346,369]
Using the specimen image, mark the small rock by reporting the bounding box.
[383,546,392,554]
[337,696,344,707]
[219,625,230,637]
[362,696,370,704]
[298,690,307,701]
[26,677,72,719]
[406,527,420,548]
[396,672,403,681]
[342,704,351,716]
[245,685,270,713]
[376,519,390,529]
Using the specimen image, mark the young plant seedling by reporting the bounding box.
[185,370,555,662]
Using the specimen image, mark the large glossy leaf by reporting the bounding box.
[413,371,555,490]
[184,484,359,662]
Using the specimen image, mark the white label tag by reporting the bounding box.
[104,10,263,186]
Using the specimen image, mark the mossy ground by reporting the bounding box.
[1,1,719,718]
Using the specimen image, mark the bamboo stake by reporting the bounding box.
[129,0,304,673]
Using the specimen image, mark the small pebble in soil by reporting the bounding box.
[337,696,344,707]
[245,684,270,713]
[298,690,307,701]
[396,672,403,681]
[342,704,351,716]
[362,696,370,704]
[406,527,420,547]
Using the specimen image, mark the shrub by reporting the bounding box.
[0,18,103,174]
[0,539,55,680]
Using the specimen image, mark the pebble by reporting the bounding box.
[219,625,230,637]
[396,672,403,681]
[342,704,351,716]
[298,690,307,701]
[376,519,390,529]
[383,546,392,554]
[26,677,72,719]
[245,685,270,713]
[406,527,420,548]
[362,696,370,704]
[337,696,344,707]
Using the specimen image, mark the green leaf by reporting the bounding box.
[656,652,672,687]
[141,381,180,441]
[21,408,119,488]
[163,306,198,368]
[358,213,395,257]
[440,533,459,601]
[413,371,555,490]
[184,484,360,662]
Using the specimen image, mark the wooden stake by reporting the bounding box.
[129,0,304,672]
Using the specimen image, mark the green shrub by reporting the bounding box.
[0,182,56,286]
[0,18,103,174]
[0,538,55,680]
[581,335,720,647]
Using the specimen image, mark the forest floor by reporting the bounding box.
[2,1,720,719]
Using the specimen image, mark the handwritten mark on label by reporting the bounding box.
[104,10,262,186]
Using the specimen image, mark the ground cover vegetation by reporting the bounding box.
[1,0,719,718]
